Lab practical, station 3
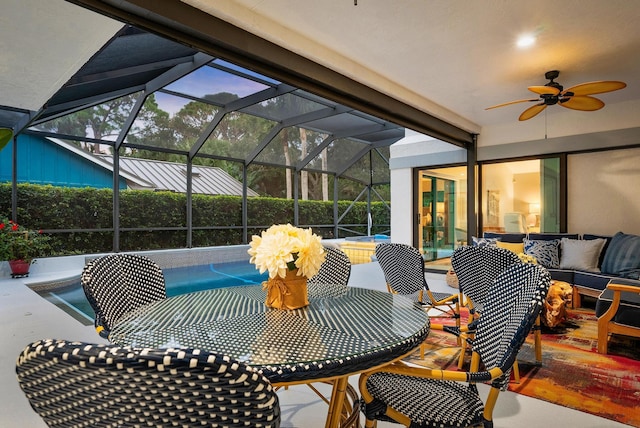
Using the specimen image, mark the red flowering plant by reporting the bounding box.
[0,218,52,264]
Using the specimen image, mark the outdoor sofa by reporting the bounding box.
[481,231,640,307]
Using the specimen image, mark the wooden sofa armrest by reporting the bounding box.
[597,281,640,354]
[606,282,640,293]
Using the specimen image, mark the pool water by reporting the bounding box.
[41,260,268,325]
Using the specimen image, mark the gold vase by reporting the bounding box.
[263,268,309,310]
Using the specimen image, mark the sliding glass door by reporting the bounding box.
[416,166,467,261]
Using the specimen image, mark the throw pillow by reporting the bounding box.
[524,239,560,268]
[559,237,606,272]
[601,232,640,278]
[472,236,500,247]
[496,240,524,254]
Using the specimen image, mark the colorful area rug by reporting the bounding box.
[407,308,640,427]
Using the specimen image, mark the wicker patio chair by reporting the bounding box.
[307,246,352,298]
[449,245,543,378]
[451,245,521,317]
[81,253,166,338]
[375,243,460,358]
[16,339,280,428]
[375,243,459,315]
[359,263,551,428]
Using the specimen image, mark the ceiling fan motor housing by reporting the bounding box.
[545,70,560,80]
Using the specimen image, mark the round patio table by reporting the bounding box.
[109,285,430,428]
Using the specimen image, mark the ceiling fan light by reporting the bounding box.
[516,34,536,48]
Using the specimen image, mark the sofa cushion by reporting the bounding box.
[472,236,500,247]
[525,233,579,260]
[559,237,606,272]
[496,240,524,254]
[583,234,612,268]
[528,233,579,241]
[574,271,620,293]
[483,232,525,243]
[546,268,575,284]
[524,238,560,268]
[601,232,640,279]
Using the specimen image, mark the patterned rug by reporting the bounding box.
[406,308,640,427]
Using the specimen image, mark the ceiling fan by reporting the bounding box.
[486,70,627,121]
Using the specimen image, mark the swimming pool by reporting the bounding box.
[38,260,268,325]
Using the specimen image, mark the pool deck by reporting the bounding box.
[0,255,628,428]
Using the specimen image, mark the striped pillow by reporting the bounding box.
[601,232,640,278]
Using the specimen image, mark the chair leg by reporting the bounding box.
[457,336,467,369]
[534,315,542,364]
[572,287,581,309]
[511,360,520,383]
[597,320,609,354]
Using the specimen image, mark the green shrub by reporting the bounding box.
[0,183,389,256]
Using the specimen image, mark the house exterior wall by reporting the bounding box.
[0,135,126,189]
[567,147,640,235]
[390,130,640,245]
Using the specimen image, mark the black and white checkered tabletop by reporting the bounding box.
[109,286,430,383]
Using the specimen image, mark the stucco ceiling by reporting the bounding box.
[2,0,640,149]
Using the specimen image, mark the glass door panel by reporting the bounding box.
[417,167,467,261]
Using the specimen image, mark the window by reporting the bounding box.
[480,158,562,234]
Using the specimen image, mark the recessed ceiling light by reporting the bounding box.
[516,34,536,48]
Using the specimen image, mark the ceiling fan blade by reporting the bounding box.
[528,85,560,95]
[559,95,605,111]
[519,103,547,121]
[485,98,539,110]
[562,81,626,96]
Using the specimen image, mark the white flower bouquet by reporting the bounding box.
[248,224,325,279]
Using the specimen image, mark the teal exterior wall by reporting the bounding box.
[0,135,127,189]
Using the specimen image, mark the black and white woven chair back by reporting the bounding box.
[81,254,166,337]
[307,247,351,298]
[375,243,425,296]
[473,263,551,390]
[451,245,520,310]
[16,339,281,428]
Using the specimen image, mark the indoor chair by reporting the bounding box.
[81,253,167,338]
[596,278,640,354]
[375,242,460,358]
[359,263,551,428]
[16,339,281,428]
[307,246,352,298]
